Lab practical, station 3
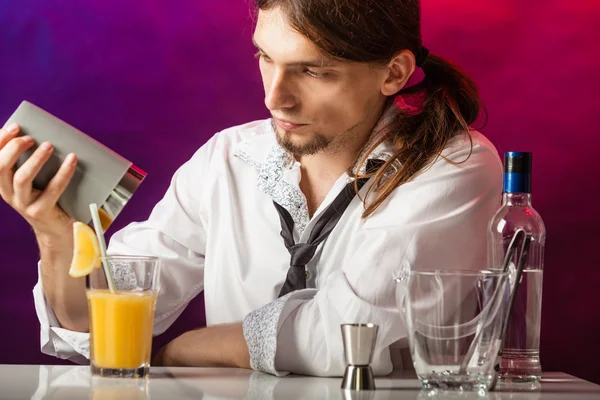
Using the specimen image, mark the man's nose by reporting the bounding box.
[264,70,297,111]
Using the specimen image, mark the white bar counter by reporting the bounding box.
[0,365,598,400]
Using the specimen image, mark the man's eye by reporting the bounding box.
[254,51,272,63]
[304,69,328,79]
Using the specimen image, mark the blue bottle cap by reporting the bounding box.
[504,152,532,193]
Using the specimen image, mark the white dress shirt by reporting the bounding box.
[33,112,503,376]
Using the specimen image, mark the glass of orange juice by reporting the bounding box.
[87,256,160,378]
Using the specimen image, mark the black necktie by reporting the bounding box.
[274,159,384,297]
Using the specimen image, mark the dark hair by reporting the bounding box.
[254,0,482,218]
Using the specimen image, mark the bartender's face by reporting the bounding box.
[253,7,389,157]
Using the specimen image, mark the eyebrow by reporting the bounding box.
[252,37,337,68]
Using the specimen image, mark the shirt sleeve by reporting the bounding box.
[33,136,220,361]
[242,138,503,377]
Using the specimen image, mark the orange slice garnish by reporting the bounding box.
[69,221,101,278]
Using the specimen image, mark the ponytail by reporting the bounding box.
[355,52,483,218]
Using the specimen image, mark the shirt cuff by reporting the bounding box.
[242,289,318,376]
[33,262,90,364]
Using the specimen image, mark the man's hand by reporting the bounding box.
[153,322,251,369]
[0,123,77,241]
[0,123,87,331]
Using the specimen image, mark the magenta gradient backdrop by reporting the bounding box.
[0,0,599,384]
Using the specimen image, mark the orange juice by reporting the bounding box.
[87,289,157,369]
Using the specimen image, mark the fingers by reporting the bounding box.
[13,142,55,205]
[33,153,78,214]
[0,135,35,202]
[0,123,20,149]
[0,123,79,231]
[0,123,22,201]
[0,136,35,172]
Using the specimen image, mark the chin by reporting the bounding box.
[282,131,314,145]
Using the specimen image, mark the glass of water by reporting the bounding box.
[396,268,511,393]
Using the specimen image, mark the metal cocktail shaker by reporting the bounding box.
[4,101,145,230]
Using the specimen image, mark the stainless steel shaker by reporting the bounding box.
[4,101,145,229]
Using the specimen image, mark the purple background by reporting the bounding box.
[1,0,599,384]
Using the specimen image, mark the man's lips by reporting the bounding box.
[273,117,308,131]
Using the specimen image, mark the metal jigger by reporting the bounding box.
[341,323,379,391]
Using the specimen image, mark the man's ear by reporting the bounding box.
[381,49,416,96]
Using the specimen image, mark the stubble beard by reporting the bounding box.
[271,119,367,158]
[271,120,332,156]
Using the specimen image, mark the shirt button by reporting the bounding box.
[305,270,312,280]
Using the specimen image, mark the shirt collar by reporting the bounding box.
[233,122,309,234]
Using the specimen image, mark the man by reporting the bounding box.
[0,0,501,376]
